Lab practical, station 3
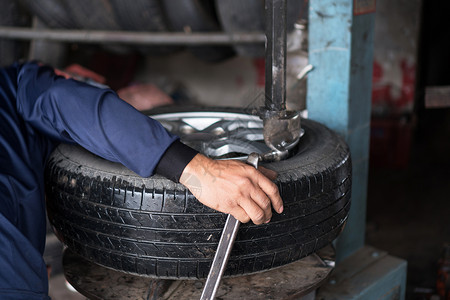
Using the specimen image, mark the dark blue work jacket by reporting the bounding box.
[0,62,196,299]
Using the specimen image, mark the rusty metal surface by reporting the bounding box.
[425,86,450,108]
[63,249,174,300]
[0,26,265,45]
[63,245,335,300]
[261,0,304,155]
[262,110,303,152]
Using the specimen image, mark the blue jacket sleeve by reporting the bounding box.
[14,62,189,178]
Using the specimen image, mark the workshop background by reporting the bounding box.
[1,0,449,299]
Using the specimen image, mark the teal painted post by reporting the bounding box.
[307,0,375,261]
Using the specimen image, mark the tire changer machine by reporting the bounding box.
[0,0,408,299]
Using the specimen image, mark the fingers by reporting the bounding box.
[256,171,283,214]
[230,165,282,225]
[238,188,270,225]
[258,166,278,180]
[181,155,283,225]
[249,187,273,223]
[230,206,251,223]
[236,167,281,225]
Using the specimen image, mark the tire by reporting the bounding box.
[109,0,180,55]
[110,0,167,32]
[45,106,351,279]
[62,0,129,54]
[63,0,119,30]
[161,0,235,63]
[19,0,76,28]
[215,0,304,57]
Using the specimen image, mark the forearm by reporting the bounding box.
[15,62,186,177]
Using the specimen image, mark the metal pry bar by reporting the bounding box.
[199,214,240,300]
[200,153,260,300]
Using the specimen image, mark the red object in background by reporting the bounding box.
[253,58,265,87]
[88,51,140,91]
[370,59,416,169]
[353,0,376,15]
[372,58,383,82]
[54,64,106,86]
[64,64,106,84]
[371,59,416,114]
[372,60,391,109]
[369,117,413,169]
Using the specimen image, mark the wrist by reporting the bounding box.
[155,140,199,182]
[180,153,215,200]
[180,153,209,185]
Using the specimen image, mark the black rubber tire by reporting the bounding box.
[110,0,167,32]
[45,106,351,279]
[19,0,77,28]
[0,0,30,67]
[109,0,180,55]
[63,0,119,30]
[161,0,236,63]
[62,0,130,54]
[215,0,303,57]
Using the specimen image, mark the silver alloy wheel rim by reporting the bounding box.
[151,112,272,159]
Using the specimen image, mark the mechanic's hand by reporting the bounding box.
[180,154,283,224]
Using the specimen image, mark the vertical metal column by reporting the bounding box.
[264,0,287,112]
[307,0,375,261]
